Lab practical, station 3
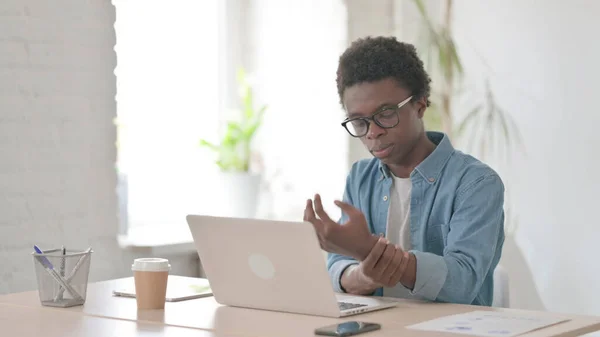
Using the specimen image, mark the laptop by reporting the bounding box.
[185,214,397,317]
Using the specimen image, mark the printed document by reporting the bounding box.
[407,310,569,337]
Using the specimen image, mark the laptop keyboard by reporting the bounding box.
[338,301,368,311]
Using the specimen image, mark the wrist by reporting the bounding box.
[400,253,417,290]
[355,234,379,261]
[341,264,379,295]
[340,264,357,293]
[357,269,380,293]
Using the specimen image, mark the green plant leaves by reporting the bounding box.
[223,122,244,146]
[411,0,524,164]
[199,139,219,151]
[198,67,267,172]
[455,104,482,139]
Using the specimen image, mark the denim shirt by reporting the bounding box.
[327,131,505,306]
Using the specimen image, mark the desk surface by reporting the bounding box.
[2,276,600,337]
[0,303,222,337]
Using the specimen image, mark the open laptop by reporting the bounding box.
[185,214,397,317]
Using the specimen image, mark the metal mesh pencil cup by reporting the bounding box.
[32,247,93,307]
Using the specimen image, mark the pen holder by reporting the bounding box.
[32,247,93,308]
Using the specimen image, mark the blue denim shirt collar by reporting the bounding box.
[378,131,455,184]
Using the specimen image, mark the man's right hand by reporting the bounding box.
[340,236,410,294]
[303,194,378,261]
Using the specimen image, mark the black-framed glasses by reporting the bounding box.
[341,95,413,137]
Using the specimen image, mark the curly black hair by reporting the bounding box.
[336,36,431,107]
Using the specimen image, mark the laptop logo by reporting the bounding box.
[248,253,275,280]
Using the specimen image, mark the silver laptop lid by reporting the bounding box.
[186,215,342,317]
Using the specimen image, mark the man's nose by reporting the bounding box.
[366,121,385,139]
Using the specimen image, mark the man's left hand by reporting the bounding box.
[359,236,410,288]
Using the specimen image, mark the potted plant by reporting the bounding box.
[199,68,267,218]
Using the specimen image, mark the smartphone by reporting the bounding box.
[314,321,381,336]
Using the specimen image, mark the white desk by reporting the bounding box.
[2,276,600,337]
[0,303,223,337]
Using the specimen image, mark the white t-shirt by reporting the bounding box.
[386,175,412,251]
[382,174,412,298]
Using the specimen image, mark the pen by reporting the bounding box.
[54,247,92,301]
[60,246,66,277]
[33,245,82,301]
[58,246,66,301]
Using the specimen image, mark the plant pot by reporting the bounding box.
[219,171,262,219]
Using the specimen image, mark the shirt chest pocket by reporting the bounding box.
[426,223,450,247]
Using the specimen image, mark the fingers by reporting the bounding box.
[362,236,387,270]
[304,199,325,232]
[303,199,316,222]
[389,250,410,287]
[334,200,363,220]
[305,198,334,251]
[313,194,334,224]
[303,200,309,221]
[372,242,396,281]
[382,246,405,287]
[361,241,409,287]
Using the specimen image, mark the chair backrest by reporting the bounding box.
[492,264,510,307]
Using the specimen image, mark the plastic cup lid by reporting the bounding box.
[131,258,171,272]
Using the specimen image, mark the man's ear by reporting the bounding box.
[415,99,427,118]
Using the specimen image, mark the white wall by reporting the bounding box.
[450,0,600,316]
[0,0,197,294]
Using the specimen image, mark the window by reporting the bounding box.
[114,0,350,237]
[245,0,349,222]
[113,0,222,233]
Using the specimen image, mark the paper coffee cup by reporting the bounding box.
[131,258,171,310]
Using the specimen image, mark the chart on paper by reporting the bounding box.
[407,310,570,337]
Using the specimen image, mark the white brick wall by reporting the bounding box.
[0,0,197,294]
